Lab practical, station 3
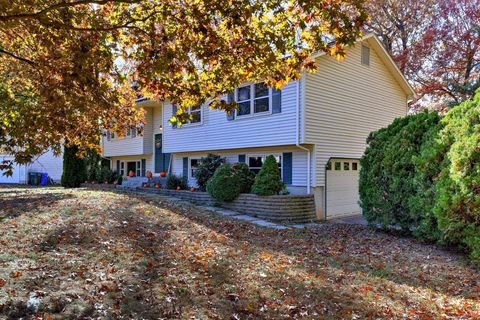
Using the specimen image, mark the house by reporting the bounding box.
[101,34,415,220]
[0,150,63,184]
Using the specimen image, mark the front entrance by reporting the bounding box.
[155,134,171,173]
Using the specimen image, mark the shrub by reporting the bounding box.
[61,145,87,188]
[96,166,112,184]
[117,175,123,185]
[231,163,255,193]
[206,164,241,202]
[359,111,441,235]
[166,174,188,190]
[206,163,255,202]
[430,91,480,263]
[193,154,226,191]
[251,155,285,196]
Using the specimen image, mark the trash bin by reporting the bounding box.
[40,173,48,186]
[28,172,42,186]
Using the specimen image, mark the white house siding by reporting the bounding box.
[152,105,163,135]
[304,40,408,187]
[163,81,303,153]
[169,145,308,194]
[28,150,63,181]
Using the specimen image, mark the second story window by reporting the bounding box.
[187,105,202,124]
[228,82,282,119]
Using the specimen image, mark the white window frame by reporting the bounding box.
[233,82,273,119]
[246,154,282,178]
[120,161,125,176]
[181,105,203,127]
[189,157,201,179]
[136,160,142,177]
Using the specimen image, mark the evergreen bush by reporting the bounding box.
[61,145,87,188]
[359,111,441,235]
[206,164,241,202]
[193,154,225,191]
[251,155,285,196]
[231,163,256,194]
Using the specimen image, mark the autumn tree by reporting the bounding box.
[365,0,480,109]
[0,0,367,171]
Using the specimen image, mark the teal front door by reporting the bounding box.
[155,134,170,173]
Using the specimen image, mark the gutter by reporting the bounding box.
[296,78,311,194]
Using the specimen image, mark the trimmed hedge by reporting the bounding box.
[359,111,441,235]
[206,163,255,202]
[193,154,225,191]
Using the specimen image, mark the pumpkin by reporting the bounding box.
[154,184,160,189]
[143,184,148,188]
[160,171,167,177]
[190,187,196,192]
[146,171,153,178]
[128,170,135,177]
[176,186,181,190]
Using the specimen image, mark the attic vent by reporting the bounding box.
[361,45,370,66]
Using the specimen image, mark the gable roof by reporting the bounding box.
[312,33,417,100]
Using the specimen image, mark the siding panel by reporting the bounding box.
[304,41,408,186]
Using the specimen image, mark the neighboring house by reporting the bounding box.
[102,34,415,220]
[0,150,63,184]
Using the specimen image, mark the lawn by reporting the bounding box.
[0,186,479,319]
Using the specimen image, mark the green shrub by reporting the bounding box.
[231,163,255,194]
[430,91,480,263]
[166,174,188,190]
[206,163,255,202]
[359,111,441,235]
[61,145,87,188]
[251,155,285,196]
[117,175,123,185]
[206,164,241,202]
[193,154,226,191]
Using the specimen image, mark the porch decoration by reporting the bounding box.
[128,170,135,177]
[146,170,153,178]
[190,187,196,192]
[160,171,167,177]
[154,184,160,189]
[176,186,181,190]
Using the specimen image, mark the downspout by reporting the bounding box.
[296,78,311,194]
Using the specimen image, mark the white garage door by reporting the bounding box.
[0,158,22,184]
[326,159,362,219]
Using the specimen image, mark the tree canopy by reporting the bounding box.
[0,0,367,166]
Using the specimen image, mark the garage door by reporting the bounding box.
[0,158,22,184]
[326,159,362,219]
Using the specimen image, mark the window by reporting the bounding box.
[126,127,136,137]
[248,155,281,176]
[352,162,358,171]
[334,162,341,171]
[254,82,269,113]
[231,82,281,117]
[187,105,202,124]
[136,161,141,177]
[343,162,350,170]
[190,158,200,178]
[237,85,251,116]
[361,45,370,66]
[120,162,125,176]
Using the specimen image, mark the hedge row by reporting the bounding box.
[359,90,480,263]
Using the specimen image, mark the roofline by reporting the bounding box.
[310,33,417,100]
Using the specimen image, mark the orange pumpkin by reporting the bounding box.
[128,170,135,177]
[190,187,196,192]
[146,171,153,178]
[176,186,181,190]
[160,171,167,177]
[143,184,148,188]
[154,184,160,189]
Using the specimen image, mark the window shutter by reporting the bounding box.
[183,157,188,179]
[132,128,136,138]
[107,131,111,141]
[141,159,146,177]
[172,104,178,128]
[238,154,246,163]
[272,88,282,114]
[116,160,120,173]
[226,92,235,120]
[282,152,292,184]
